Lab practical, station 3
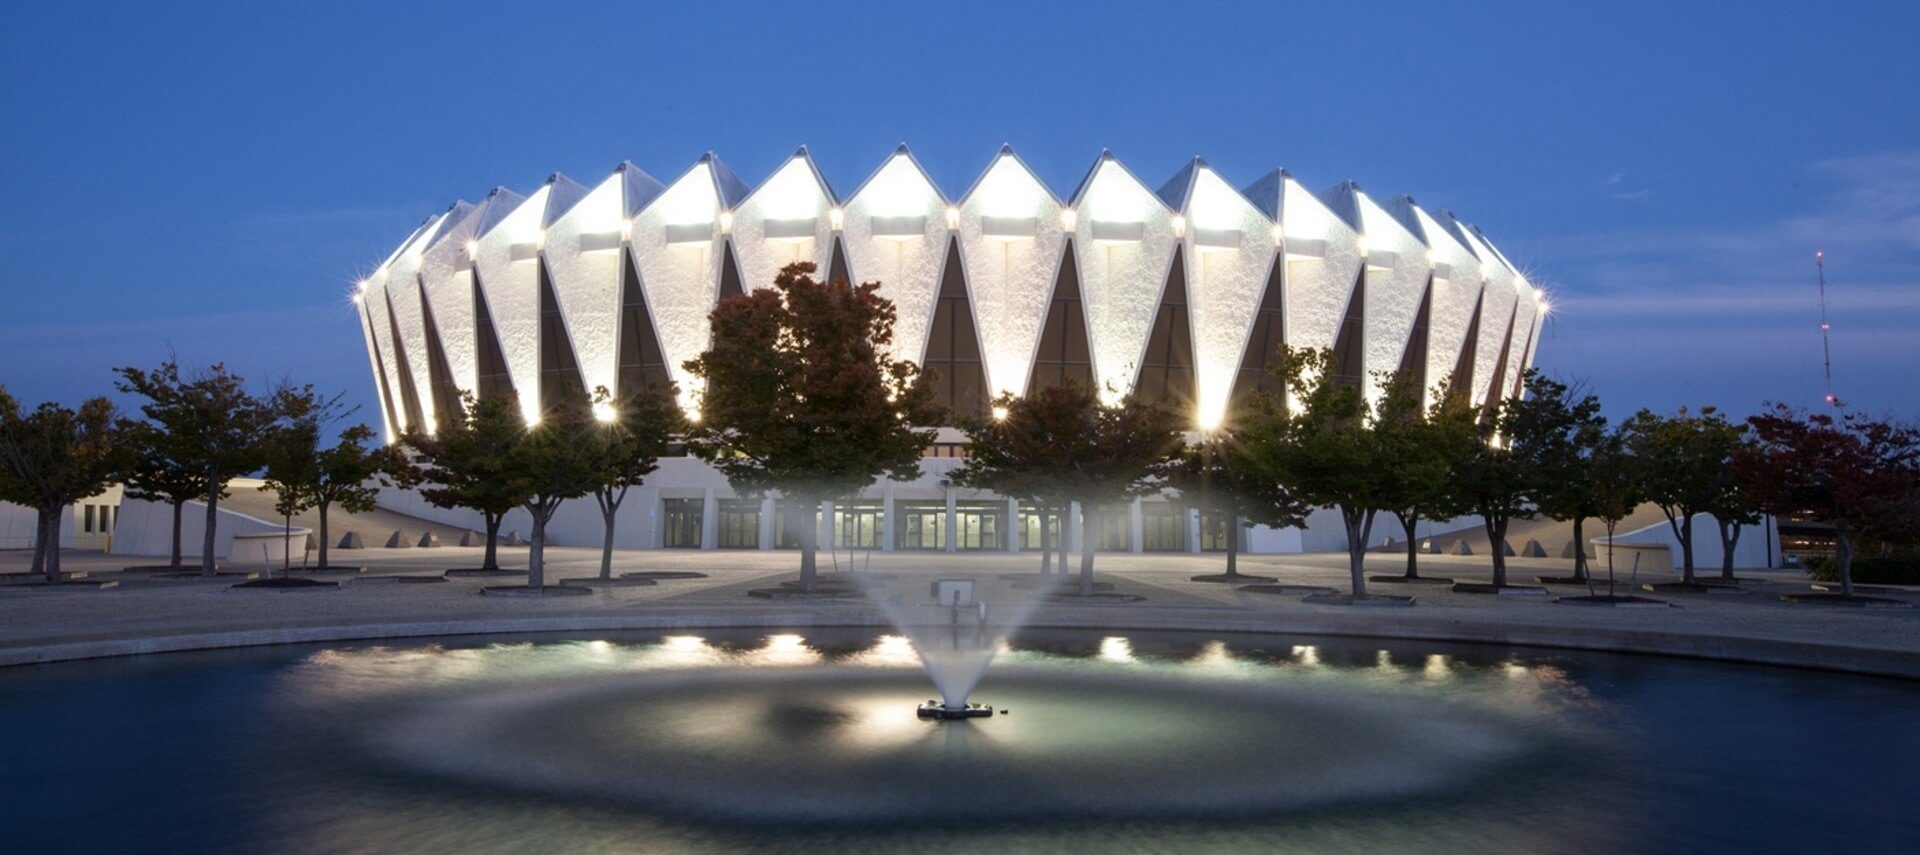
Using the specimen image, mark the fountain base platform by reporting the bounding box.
[916,700,994,720]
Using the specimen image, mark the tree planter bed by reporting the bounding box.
[560,577,659,587]
[1368,575,1455,585]
[1190,573,1277,584]
[1555,594,1673,608]
[1451,583,1549,596]
[349,575,448,585]
[1237,583,1337,596]
[230,577,337,590]
[1777,593,1913,609]
[444,568,527,578]
[1302,593,1416,607]
[481,585,593,598]
[619,571,710,581]
[747,587,865,600]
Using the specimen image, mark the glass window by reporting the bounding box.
[84,505,95,533]
[955,502,1003,551]
[1199,511,1242,553]
[894,502,945,550]
[1021,507,1062,553]
[1142,503,1187,552]
[662,498,703,548]
[1088,510,1129,552]
[716,500,760,549]
[835,503,884,550]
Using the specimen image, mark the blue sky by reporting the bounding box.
[2,0,1916,424]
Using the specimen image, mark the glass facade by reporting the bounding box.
[1198,511,1243,553]
[1141,503,1187,552]
[954,502,1004,550]
[894,502,946,550]
[1021,507,1062,553]
[716,499,760,549]
[835,502,884,550]
[662,498,703,548]
[1087,510,1129,552]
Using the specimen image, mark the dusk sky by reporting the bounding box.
[4,1,1917,424]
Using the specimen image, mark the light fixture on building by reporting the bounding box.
[1061,208,1077,232]
[945,206,960,229]
[829,207,845,230]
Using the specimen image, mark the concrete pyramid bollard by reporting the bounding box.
[418,531,442,548]
[1500,540,1518,557]
[385,531,414,549]
[1560,540,1599,559]
[1420,539,1440,554]
[1450,540,1473,556]
[1522,539,1548,557]
[459,531,484,547]
[338,531,364,549]
[505,531,528,546]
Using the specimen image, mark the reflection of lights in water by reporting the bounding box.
[646,635,724,668]
[1099,637,1135,663]
[1190,640,1236,669]
[1291,645,1321,667]
[1424,654,1452,680]
[851,634,924,668]
[1503,661,1530,680]
[1375,650,1395,671]
[750,634,821,666]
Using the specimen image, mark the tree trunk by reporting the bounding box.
[30,507,48,577]
[1225,514,1241,578]
[1603,521,1618,597]
[1834,531,1856,598]
[169,500,185,568]
[1077,506,1096,596]
[1398,512,1420,580]
[316,503,331,569]
[1037,506,1052,575]
[1484,515,1509,588]
[1719,521,1741,580]
[528,510,548,591]
[797,503,819,593]
[282,511,292,578]
[201,471,221,577]
[481,513,502,571]
[1342,506,1371,597]
[42,505,63,583]
[1570,517,1588,581]
[1678,512,1696,584]
[598,493,619,580]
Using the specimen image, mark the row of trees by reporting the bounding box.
[5,260,1916,602]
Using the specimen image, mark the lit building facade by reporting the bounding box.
[356,146,1545,553]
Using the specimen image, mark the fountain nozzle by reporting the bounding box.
[917,700,994,720]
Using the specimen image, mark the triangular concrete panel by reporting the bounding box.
[842,146,953,364]
[1166,161,1276,428]
[1069,153,1180,402]
[1386,197,1482,407]
[1026,241,1094,394]
[1317,183,1428,407]
[1443,213,1518,407]
[955,146,1071,398]
[1241,170,1363,404]
[729,149,837,299]
[626,155,734,416]
[420,188,525,400]
[472,181,560,421]
[543,167,643,407]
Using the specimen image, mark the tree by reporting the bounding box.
[1159,400,1310,581]
[951,386,1095,577]
[1512,375,1609,583]
[1622,406,1747,585]
[1372,374,1479,583]
[1451,373,1554,591]
[1587,425,1646,597]
[509,391,615,591]
[116,361,283,576]
[1243,346,1391,597]
[258,386,399,572]
[119,420,218,569]
[400,392,532,572]
[683,262,940,594]
[1061,387,1185,595]
[0,389,127,583]
[1707,433,1764,581]
[589,384,682,580]
[1734,406,1920,598]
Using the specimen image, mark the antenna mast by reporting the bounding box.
[1816,251,1839,411]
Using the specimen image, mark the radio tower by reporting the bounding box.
[1816,251,1840,411]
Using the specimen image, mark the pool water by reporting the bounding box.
[1,629,1915,853]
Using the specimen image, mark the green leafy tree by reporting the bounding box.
[116,360,283,576]
[1622,406,1747,584]
[683,262,941,593]
[258,386,399,571]
[400,392,533,571]
[1159,400,1310,580]
[1513,375,1609,583]
[119,420,219,569]
[1587,425,1646,597]
[1062,387,1185,595]
[951,387,1095,577]
[1244,346,1390,597]
[509,392,614,591]
[590,384,682,580]
[1373,374,1479,582]
[0,389,128,583]
[1734,406,1920,598]
[1452,373,1557,590]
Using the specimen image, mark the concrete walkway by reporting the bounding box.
[2,546,1915,677]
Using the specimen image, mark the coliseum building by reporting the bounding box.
[355,146,1545,554]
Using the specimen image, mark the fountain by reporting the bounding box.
[849,572,1056,720]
